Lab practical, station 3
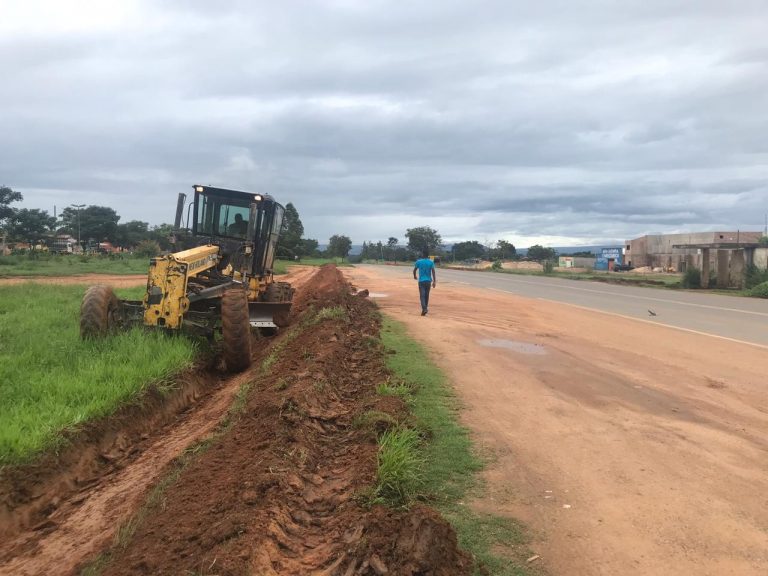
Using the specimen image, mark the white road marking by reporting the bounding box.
[481,286,768,351]
[450,273,768,318]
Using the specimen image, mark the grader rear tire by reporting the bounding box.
[221,288,252,372]
[80,285,122,339]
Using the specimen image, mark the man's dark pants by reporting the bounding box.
[418,281,432,313]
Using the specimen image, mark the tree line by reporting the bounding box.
[1,186,559,262]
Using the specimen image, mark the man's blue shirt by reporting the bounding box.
[414,258,435,283]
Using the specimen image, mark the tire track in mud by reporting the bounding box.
[0,267,317,576]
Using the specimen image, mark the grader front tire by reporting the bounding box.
[221,288,252,373]
[80,285,122,339]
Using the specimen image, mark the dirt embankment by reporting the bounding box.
[101,265,469,576]
[1,265,469,576]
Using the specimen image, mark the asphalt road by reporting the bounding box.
[361,265,768,348]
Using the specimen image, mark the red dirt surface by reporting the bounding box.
[347,265,768,576]
[102,265,469,575]
[0,265,470,575]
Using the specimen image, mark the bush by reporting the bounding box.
[543,260,554,275]
[682,267,702,288]
[747,281,768,298]
[491,260,502,271]
[745,264,768,289]
[135,239,161,258]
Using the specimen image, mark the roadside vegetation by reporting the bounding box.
[378,317,538,575]
[0,253,150,277]
[0,284,196,465]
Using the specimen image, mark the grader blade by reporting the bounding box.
[248,302,292,328]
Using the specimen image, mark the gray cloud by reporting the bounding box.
[1,0,767,247]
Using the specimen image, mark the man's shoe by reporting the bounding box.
[421,309,427,316]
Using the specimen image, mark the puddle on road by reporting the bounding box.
[477,339,547,355]
[368,292,389,298]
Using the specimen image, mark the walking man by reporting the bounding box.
[413,249,437,316]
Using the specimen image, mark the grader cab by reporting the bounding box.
[80,185,294,372]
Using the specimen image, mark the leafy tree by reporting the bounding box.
[60,205,120,244]
[328,234,352,260]
[115,220,149,248]
[452,240,487,261]
[135,239,162,258]
[386,237,399,261]
[491,239,517,260]
[10,209,56,245]
[148,223,176,250]
[405,226,442,256]
[301,238,320,257]
[526,244,557,262]
[279,202,305,258]
[0,186,23,229]
[759,236,768,246]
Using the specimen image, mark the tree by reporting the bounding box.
[526,244,557,262]
[115,220,149,248]
[328,234,352,260]
[0,186,23,229]
[279,202,305,258]
[759,236,768,247]
[301,238,320,257]
[386,237,399,261]
[405,226,442,256]
[60,205,120,244]
[493,240,517,260]
[10,209,56,245]
[148,223,176,250]
[452,240,487,261]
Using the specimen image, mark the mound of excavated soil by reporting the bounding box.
[100,265,470,576]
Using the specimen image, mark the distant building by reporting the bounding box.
[595,247,624,271]
[558,255,596,268]
[625,231,764,288]
[625,232,762,270]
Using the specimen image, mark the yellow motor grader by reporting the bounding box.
[80,185,294,372]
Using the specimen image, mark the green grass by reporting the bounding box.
[372,428,425,507]
[0,253,150,277]
[0,284,196,465]
[381,317,538,575]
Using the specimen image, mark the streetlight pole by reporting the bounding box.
[71,204,85,253]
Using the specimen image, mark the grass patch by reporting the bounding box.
[0,284,196,465]
[312,305,348,323]
[376,379,413,399]
[0,253,150,277]
[372,428,424,507]
[381,316,538,575]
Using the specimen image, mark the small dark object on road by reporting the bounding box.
[648,309,657,316]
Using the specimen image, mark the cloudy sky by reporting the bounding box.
[2,0,767,247]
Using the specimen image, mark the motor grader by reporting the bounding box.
[80,185,294,372]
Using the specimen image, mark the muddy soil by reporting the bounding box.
[101,265,469,576]
[1,265,469,576]
[347,265,768,576]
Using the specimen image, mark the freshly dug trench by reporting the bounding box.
[100,265,471,576]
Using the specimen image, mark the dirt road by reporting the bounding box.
[346,266,768,576]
